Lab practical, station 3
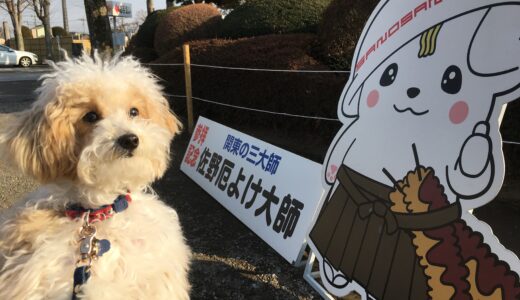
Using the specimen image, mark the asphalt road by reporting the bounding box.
[0,66,48,208]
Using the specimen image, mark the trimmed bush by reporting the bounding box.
[151,34,346,160]
[502,100,520,182]
[127,47,158,63]
[315,0,379,70]
[52,26,69,37]
[154,4,222,56]
[129,7,177,49]
[219,0,332,39]
[21,26,32,39]
[177,0,241,9]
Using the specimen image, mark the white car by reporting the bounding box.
[0,45,39,67]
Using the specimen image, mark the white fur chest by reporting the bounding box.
[0,194,191,300]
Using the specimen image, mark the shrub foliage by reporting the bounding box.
[129,7,177,49]
[52,26,69,37]
[176,0,241,9]
[315,0,379,70]
[502,101,520,181]
[150,34,346,160]
[219,0,332,39]
[154,4,222,56]
[21,26,32,39]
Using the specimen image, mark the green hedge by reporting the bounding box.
[129,7,177,49]
[154,3,222,56]
[219,0,332,39]
[314,0,379,70]
[52,26,69,37]
[22,26,32,39]
[151,34,346,161]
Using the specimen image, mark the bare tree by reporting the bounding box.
[146,0,154,15]
[30,0,52,60]
[135,9,147,24]
[0,0,29,50]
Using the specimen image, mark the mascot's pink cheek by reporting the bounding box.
[449,101,469,124]
[367,89,379,108]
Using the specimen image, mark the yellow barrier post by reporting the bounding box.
[183,43,194,134]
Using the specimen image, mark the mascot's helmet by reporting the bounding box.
[340,0,520,117]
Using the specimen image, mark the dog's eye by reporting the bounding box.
[129,107,139,118]
[83,111,99,123]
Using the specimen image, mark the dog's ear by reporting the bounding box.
[147,97,183,137]
[0,103,77,183]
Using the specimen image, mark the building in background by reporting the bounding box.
[31,26,45,38]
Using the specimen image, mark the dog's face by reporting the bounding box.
[0,55,180,192]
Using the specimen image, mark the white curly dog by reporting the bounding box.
[0,54,191,300]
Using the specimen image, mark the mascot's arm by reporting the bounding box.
[323,118,358,185]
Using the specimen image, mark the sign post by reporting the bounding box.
[106,1,132,51]
[183,44,194,134]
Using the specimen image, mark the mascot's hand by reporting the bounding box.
[447,121,494,199]
[456,121,492,177]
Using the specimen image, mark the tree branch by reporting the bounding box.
[30,0,44,21]
[19,0,30,13]
[0,0,15,15]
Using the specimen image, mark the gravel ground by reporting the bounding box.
[157,132,322,299]
[0,115,38,209]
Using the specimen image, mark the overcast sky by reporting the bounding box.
[1,1,167,33]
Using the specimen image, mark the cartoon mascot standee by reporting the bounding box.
[307,1,520,299]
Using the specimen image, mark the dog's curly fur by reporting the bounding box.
[0,54,191,299]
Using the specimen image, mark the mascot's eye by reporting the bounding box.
[129,107,139,118]
[380,63,398,87]
[83,111,99,123]
[441,65,462,94]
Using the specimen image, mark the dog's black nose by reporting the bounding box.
[407,87,420,99]
[117,134,139,151]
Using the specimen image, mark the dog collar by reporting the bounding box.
[65,194,132,223]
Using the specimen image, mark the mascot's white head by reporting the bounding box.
[325,0,520,210]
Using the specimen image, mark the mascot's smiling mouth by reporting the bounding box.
[393,104,429,116]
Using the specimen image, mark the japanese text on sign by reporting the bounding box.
[223,134,282,175]
[197,147,303,239]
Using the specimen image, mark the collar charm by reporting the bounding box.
[69,194,131,299]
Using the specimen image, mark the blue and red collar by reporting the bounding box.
[65,194,132,223]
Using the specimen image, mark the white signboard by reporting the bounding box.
[106,1,132,18]
[181,117,324,264]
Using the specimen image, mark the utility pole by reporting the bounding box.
[62,0,69,32]
[147,0,154,15]
[78,18,87,33]
[2,21,10,41]
[84,0,113,55]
